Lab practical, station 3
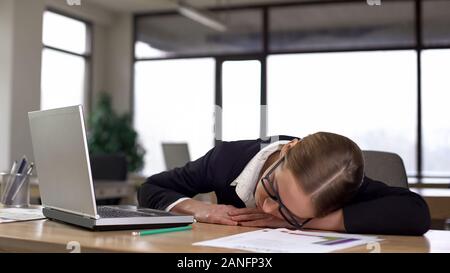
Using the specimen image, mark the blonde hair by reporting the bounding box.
[285,132,364,217]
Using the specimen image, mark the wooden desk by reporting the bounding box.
[0,219,449,253]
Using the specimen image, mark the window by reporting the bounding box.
[422,49,450,178]
[267,51,418,175]
[221,60,261,141]
[134,58,215,176]
[41,11,90,110]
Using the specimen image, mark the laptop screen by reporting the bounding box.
[28,105,98,218]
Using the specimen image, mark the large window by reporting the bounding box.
[267,51,417,175]
[41,11,91,110]
[134,0,450,183]
[134,58,215,176]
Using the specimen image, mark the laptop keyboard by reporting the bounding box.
[97,206,167,218]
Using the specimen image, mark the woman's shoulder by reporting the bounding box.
[353,175,416,202]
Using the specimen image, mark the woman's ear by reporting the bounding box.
[280,139,300,156]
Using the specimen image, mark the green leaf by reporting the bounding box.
[87,92,146,172]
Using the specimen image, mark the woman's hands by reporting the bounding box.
[171,199,288,227]
[195,206,292,228]
[194,204,240,226]
[172,198,344,231]
[228,208,345,231]
[228,208,293,228]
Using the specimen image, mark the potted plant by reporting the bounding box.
[87,93,146,180]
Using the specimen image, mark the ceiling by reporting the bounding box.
[86,0,317,13]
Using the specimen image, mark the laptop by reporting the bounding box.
[28,105,194,231]
[162,143,191,170]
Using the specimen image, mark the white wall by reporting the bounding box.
[0,0,44,171]
[0,0,133,171]
[9,0,45,165]
[105,13,133,114]
[91,23,107,106]
[0,0,14,171]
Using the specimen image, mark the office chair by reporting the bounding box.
[162,143,191,170]
[362,150,409,189]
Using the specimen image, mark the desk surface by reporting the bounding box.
[0,219,449,253]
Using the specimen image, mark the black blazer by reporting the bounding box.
[138,135,431,235]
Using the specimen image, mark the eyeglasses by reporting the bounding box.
[260,157,312,229]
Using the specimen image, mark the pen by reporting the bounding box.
[132,225,192,236]
[9,161,17,176]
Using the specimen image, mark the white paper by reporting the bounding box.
[0,207,45,223]
[194,228,382,253]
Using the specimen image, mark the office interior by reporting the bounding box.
[1,0,450,231]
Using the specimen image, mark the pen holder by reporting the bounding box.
[0,172,30,208]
